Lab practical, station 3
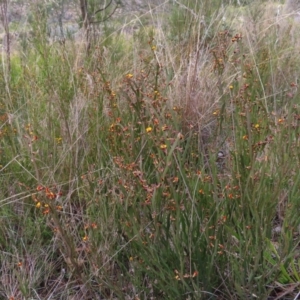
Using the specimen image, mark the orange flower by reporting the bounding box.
[45,187,56,200]
[173,177,179,183]
[43,208,50,215]
[36,185,44,191]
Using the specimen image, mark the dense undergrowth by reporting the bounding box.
[0,0,300,299]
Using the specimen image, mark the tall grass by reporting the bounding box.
[0,0,300,299]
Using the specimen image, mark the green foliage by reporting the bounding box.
[1,0,300,299]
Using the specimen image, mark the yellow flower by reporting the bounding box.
[151,45,157,51]
[55,137,62,144]
[146,127,152,133]
[229,85,233,89]
[36,202,41,208]
[126,73,133,79]
[254,124,260,129]
[160,144,167,149]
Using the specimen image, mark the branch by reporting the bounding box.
[94,0,113,15]
[91,1,119,24]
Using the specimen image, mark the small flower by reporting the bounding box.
[174,269,181,280]
[36,185,44,191]
[192,271,199,277]
[91,222,97,229]
[126,73,133,79]
[109,123,115,132]
[45,187,56,200]
[43,208,50,215]
[229,85,234,89]
[55,137,62,144]
[254,123,260,129]
[153,118,159,125]
[160,144,167,149]
[146,127,152,133]
[83,235,89,242]
[36,202,41,208]
[151,45,157,51]
[178,133,184,140]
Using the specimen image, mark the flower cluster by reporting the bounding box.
[34,185,63,214]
